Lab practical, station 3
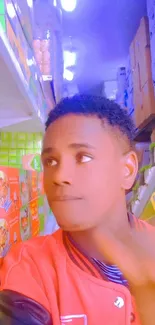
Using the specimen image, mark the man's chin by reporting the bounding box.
[57,221,93,233]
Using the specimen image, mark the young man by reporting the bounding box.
[0,95,155,325]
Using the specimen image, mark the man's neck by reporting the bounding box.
[69,206,130,262]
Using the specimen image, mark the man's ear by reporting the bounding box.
[121,151,138,191]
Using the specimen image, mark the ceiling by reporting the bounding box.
[62,0,147,93]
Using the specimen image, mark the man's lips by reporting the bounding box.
[52,195,82,202]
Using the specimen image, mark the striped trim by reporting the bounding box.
[63,214,145,285]
[63,234,85,272]
[93,259,128,287]
[63,232,106,280]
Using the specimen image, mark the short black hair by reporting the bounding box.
[45,94,135,145]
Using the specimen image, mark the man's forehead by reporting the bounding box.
[43,114,130,154]
[43,115,103,142]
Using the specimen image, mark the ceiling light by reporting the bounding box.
[27,0,33,8]
[6,3,16,19]
[64,50,76,68]
[63,69,74,81]
[61,0,77,12]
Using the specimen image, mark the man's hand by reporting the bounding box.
[93,225,155,325]
[93,226,155,288]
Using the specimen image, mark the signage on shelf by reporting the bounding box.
[22,154,42,172]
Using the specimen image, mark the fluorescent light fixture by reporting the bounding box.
[26,58,35,66]
[6,3,16,19]
[64,50,76,68]
[63,69,74,81]
[61,0,77,12]
[27,0,33,8]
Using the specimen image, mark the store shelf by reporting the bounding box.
[0,24,45,132]
[133,168,155,218]
[33,0,63,103]
[134,114,155,142]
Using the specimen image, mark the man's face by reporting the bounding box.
[42,114,134,231]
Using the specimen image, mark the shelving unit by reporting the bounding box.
[0,21,48,131]
[0,0,64,132]
[132,168,155,218]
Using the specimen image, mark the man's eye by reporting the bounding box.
[78,155,92,163]
[46,158,57,167]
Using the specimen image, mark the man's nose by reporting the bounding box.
[52,160,74,186]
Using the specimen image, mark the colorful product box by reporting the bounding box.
[0,132,12,142]
[26,133,34,142]
[9,149,17,156]
[0,217,10,259]
[0,156,9,166]
[0,140,11,148]
[28,171,38,201]
[20,170,38,203]
[16,140,27,149]
[38,196,45,233]
[0,167,21,218]
[33,133,42,142]
[0,150,9,166]
[19,169,30,206]
[25,149,34,155]
[37,172,44,196]
[26,140,34,149]
[7,209,21,245]
[17,133,27,141]
[0,164,50,261]
[29,199,40,237]
[20,205,31,241]
[33,140,42,149]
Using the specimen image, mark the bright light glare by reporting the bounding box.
[64,51,76,68]
[61,0,77,12]
[6,3,16,19]
[27,0,33,8]
[53,0,57,6]
[63,69,74,81]
[26,58,34,66]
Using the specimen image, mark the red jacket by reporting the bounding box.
[0,219,151,325]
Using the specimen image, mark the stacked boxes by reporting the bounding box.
[126,55,134,120]
[33,39,51,75]
[0,165,49,260]
[116,67,127,109]
[147,0,155,92]
[0,132,42,168]
[130,16,155,128]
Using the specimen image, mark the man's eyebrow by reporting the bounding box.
[68,143,96,150]
[41,147,53,155]
[41,143,95,155]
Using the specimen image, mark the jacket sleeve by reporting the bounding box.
[0,289,53,324]
[0,243,53,324]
